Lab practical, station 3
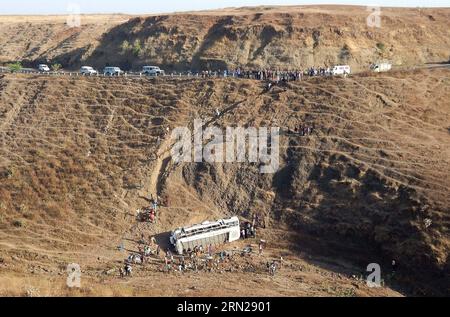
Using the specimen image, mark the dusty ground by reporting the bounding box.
[1,6,449,70]
[0,67,448,296]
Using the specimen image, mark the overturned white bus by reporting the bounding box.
[169,217,241,255]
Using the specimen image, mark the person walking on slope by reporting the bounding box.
[208,244,213,257]
[391,260,398,274]
[269,262,277,276]
[125,264,132,276]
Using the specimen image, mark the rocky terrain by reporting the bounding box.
[1,6,450,71]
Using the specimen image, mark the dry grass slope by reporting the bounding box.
[1,6,449,70]
[0,67,449,296]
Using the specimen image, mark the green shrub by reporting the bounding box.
[120,39,142,56]
[51,63,62,71]
[121,40,131,53]
[132,39,142,56]
[376,42,385,51]
[7,62,22,73]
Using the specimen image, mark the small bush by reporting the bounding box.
[121,40,131,53]
[132,39,142,56]
[7,62,22,73]
[12,219,23,227]
[51,63,62,71]
[376,42,385,51]
[45,203,62,219]
[339,44,351,62]
[0,168,13,179]
[17,204,28,214]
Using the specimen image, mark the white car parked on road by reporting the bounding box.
[80,66,98,76]
[38,64,50,72]
[142,66,165,76]
[103,67,123,76]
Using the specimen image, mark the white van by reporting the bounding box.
[38,64,50,72]
[80,66,98,75]
[331,65,351,76]
[370,63,392,73]
[142,66,165,76]
[103,67,123,76]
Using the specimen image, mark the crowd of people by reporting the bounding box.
[162,245,232,273]
[241,221,257,239]
[120,244,281,277]
[136,196,159,223]
[119,211,283,278]
[193,66,334,81]
[120,234,161,277]
[283,124,316,137]
[295,125,315,136]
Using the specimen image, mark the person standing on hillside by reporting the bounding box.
[152,197,158,213]
[149,210,155,223]
[250,226,256,238]
[125,263,132,276]
[208,244,213,257]
[252,214,257,227]
[269,262,277,276]
[391,260,398,273]
[141,248,146,265]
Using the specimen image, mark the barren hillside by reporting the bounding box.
[0,67,449,296]
[0,14,131,66]
[1,6,450,71]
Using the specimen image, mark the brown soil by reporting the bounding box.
[1,6,450,71]
[0,66,449,296]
